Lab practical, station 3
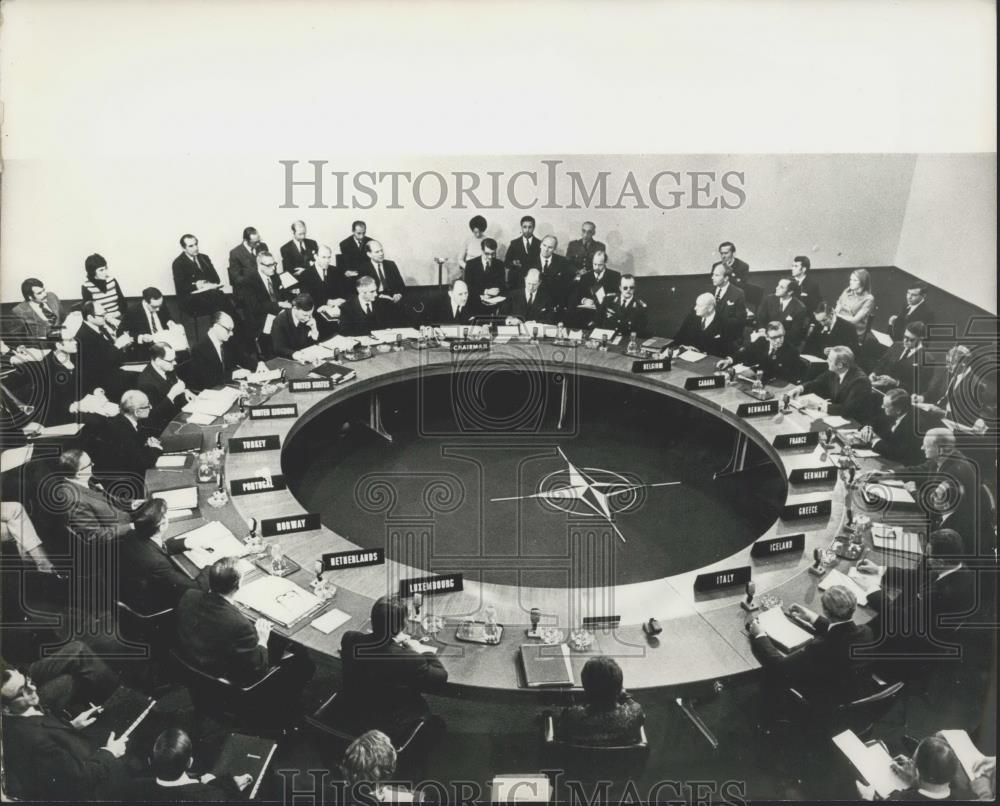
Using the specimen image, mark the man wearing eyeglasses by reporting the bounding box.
[870,321,942,397]
[234,250,292,359]
[92,390,163,501]
[187,311,260,390]
[596,274,649,338]
[716,321,801,383]
[54,448,135,544]
[121,287,178,360]
[138,343,194,432]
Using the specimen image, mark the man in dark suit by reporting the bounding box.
[718,241,750,287]
[801,302,859,357]
[717,321,802,383]
[340,276,397,336]
[171,234,233,317]
[1,662,128,801]
[91,391,162,496]
[853,388,925,465]
[565,221,607,274]
[175,557,314,695]
[674,293,732,356]
[279,219,319,278]
[870,322,942,397]
[709,262,747,339]
[184,312,258,390]
[340,595,448,744]
[138,343,192,436]
[888,282,935,341]
[271,294,320,360]
[55,449,134,543]
[748,585,874,706]
[756,278,809,349]
[463,237,507,307]
[38,335,84,427]
[790,255,824,313]
[227,226,268,286]
[789,345,876,424]
[338,220,372,271]
[233,250,291,358]
[504,268,555,324]
[75,301,134,398]
[504,215,541,290]
[913,344,984,428]
[567,249,620,329]
[535,235,575,313]
[121,287,178,360]
[11,278,63,345]
[595,274,650,338]
[428,279,478,325]
[360,240,406,302]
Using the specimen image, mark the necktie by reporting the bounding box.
[267,275,278,302]
[543,259,549,272]
[192,255,200,273]
[149,309,160,333]
[527,291,534,307]
[831,373,841,398]
[40,302,57,326]
[716,288,722,300]
[701,317,708,330]
[298,241,304,254]
[484,260,490,272]
[365,303,372,317]
[376,263,385,289]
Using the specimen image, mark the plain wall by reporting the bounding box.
[0,154,918,300]
[894,153,997,314]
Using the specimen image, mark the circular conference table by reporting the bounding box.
[147,336,900,698]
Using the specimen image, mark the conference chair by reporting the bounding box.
[785,674,906,740]
[116,601,175,690]
[540,712,650,782]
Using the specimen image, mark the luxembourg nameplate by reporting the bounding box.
[260,512,321,537]
[230,474,287,496]
[249,404,299,419]
[289,378,335,392]
[693,565,752,593]
[631,357,671,373]
[773,431,820,449]
[322,548,385,571]
[750,533,805,558]
[229,434,281,453]
[781,500,832,520]
[399,573,464,597]
[788,466,838,484]
[737,399,779,417]
[684,375,725,391]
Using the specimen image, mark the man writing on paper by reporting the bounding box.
[851,388,925,465]
[138,343,195,433]
[121,287,180,361]
[271,293,321,361]
[463,238,507,310]
[787,345,876,425]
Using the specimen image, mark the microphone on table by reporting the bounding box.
[808,547,827,576]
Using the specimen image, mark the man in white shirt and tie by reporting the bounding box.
[755,277,808,348]
[280,220,319,279]
[362,241,405,303]
[340,276,394,336]
[504,215,541,290]
[433,279,471,324]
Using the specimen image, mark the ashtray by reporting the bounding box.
[539,627,565,645]
[568,629,594,651]
[223,412,244,425]
[757,593,783,611]
[375,343,393,354]
[421,614,445,635]
[207,490,229,508]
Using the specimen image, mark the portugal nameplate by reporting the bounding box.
[249,404,299,420]
[230,474,287,496]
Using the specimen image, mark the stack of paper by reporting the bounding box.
[871,523,923,555]
[757,607,814,652]
[587,327,615,341]
[183,387,242,417]
[1,445,33,473]
[155,454,188,469]
[278,272,300,290]
[863,480,916,505]
[436,325,464,339]
[870,329,894,348]
[819,567,872,606]
[249,367,283,383]
[371,327,422,342]
[234,576,324,628]
[320,335,360,353]
[939,730,988,780]
[847,566,885,595]
[152,486,199,516]
[295,344,333,364]
[36,422,83,438]
[676,349,708,363]
[311,608,351,634]
[150,326,189,353]
[823,415,851,428]
[180,521,252,570]
[832,729,909,798]
[795,393,828,410]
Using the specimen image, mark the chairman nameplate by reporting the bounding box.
[781,500,832,520]
[750,533,805,558]
[773,431,820,450]
[399,573,464,597]
[260,513,321,537]
[322,548,385,571]
[249,404,299,420]
[684,375,725,391]
[450,340,490,354]
[229,434,281,453]
[230,474,287,496]
[693,565,752,593]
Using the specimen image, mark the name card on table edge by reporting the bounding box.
[781,499,832,520]
[631,357,671,373]
[737,399,779,417]
[693,565,752,593]
[321,548,385,571]
[684,375,725,391]
[229,434,281,453]
[260,513,321,537]
[399,573,464,597]
[289,378,336,392]
[788,466,838,484]
[773,431,820,449]
[249,404,299,420]
[230,474,287,496]
[751,533,805,558]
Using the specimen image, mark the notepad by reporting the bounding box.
[870,329,894,348]
[871,523,923,555]
[1,445,33,473]
[863,482,916,505]
[823,415,851,428]
[155,454,189,469]
[279,271,300,289]
[497,325,522,337]
[295,344,333,363]
[819,568,871,606]
[186,412,216,425]
[234,576,324,628]
[757,607,814,652]
[152,486,199,511]
[320,334,360,353]
[587,327,615,341]
[263,313,276,335]
[180,521,253,570]
[847,565,885,594]
[939,729,988,781]
[151,326,189,353]
[36,422,83,438]
[833,729,909,798]
[520,643,574,687]
[676,349,707,362]
[311,608,351,634]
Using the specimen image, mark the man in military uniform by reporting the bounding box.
[566,221,607,275]
[595,274,648,338]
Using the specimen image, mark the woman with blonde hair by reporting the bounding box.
[834,268,875,338]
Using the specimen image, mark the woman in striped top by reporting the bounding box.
[81,253,126,328]
[834,268,875,338]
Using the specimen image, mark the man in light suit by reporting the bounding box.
[227,226,268,286]
[11,278,63,345]
[674,293,732,357]
[504,215,541,291]
[55,449,134,543]
[279,219,319,279]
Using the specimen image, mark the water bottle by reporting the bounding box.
[484,603,498,640]
[627,331,638,355]
[599,334,609,352]
[753,370,764,392]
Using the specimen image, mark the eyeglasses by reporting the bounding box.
[261,262,277,269]
[136,404,152,412]
[218,324,234,333]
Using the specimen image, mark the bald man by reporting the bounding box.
[186,312,259,389]
[91,390,163,500]
[674,293,733,356]
[788,345,875,424]
[360,240,406,302]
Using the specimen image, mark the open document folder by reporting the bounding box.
[233,576,325,628]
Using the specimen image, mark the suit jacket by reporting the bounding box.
[867,564,975,644]
[338,234,373,270]
[573,268,621,307]
[565,238,607,273]
[10,293,63,343]
[57,479,133,543]
[791,273,824,313]
[172,252,221,299]
[289,265,327,304]
[340,630,448,739]
[227,240,268,285]
[280,237,319,275]
[234,271,287,335]
[504,236,542,288]
[339,296,398,336]
[110,777,236,803]
[360,259,406,297]
[712,284,748,333]
[75,322,128,397]
[595,294,650,338]
[934,369,986,426]
[121,301,174,342]
[555,695,645,747]
[184,337,255,390]
[271,309,318,358]
[889,299,935,341]
[896,451,979,522]
[137,364,186,433]
[535,254,575,309]
[39,352,82,427]
[802,366,875,424]
[1,713,125,801]
[674,311,732,357]
[732,338,802,383]
[724,257,751,287]
[801,314,858,357]
[874,344,942,397]
[118,534,197,614]
[92,413,161,483]
[869,410,924,465]
[463,256,507,299]
[756,296,809,348]
[427,294,479,326]
[503,286,556,324]
[176,588,269,685]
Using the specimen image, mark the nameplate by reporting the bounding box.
[737,399,779,418]
[781,500,832,520]
[750,533,805,558]
[229,434,281,453]
[289,378,335,392]
[693,565,752,593]
[450,340,491,354]
[582,615,621,629]
[773,431,820,450]
[231,474,287,496]
[322,548,385,571]
[788,466,838,484]
[249,404,299,420]
[684,375,725,391]
[631,357,671,374]
[260,513,321,537]
[399,573,464,597]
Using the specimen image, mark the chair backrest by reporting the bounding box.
[840,680,905,711]
[169,648,240,715]
[542,715,649,780]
